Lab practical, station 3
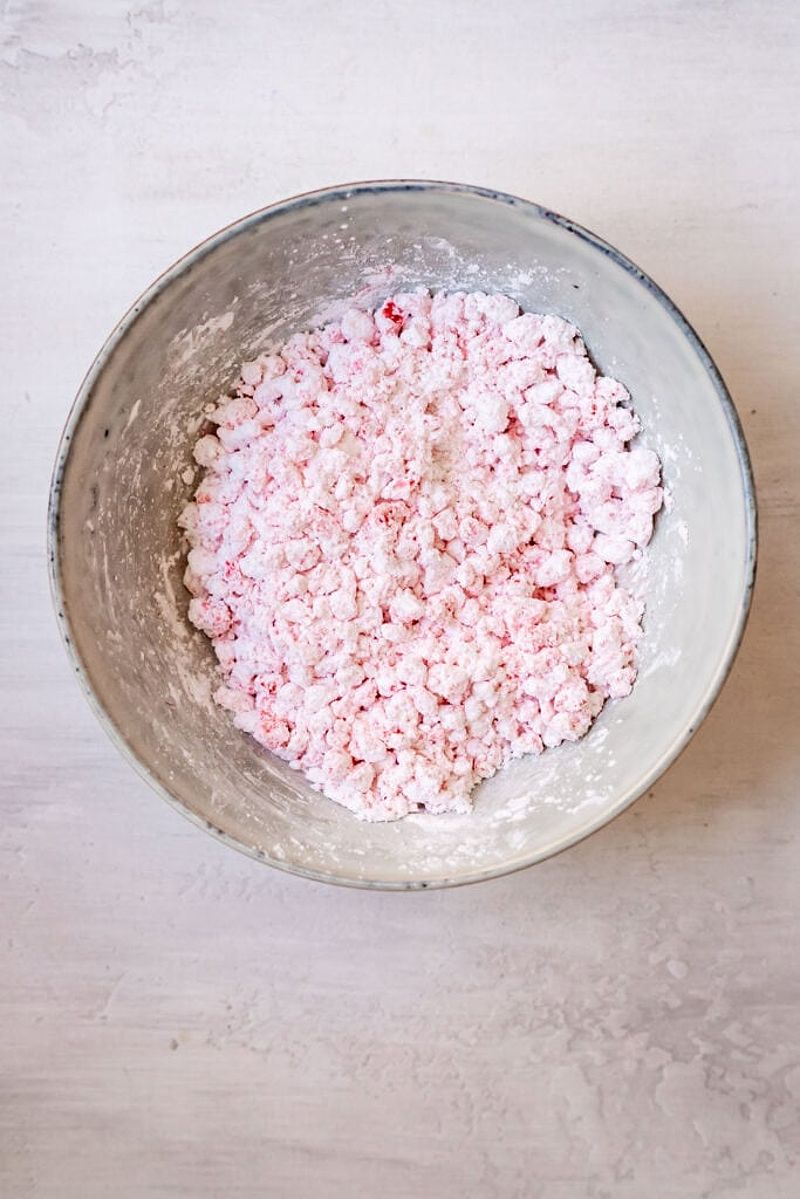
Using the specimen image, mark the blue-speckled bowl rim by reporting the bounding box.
[48,179,758,890]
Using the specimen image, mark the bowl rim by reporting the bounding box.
[48,178,758,890]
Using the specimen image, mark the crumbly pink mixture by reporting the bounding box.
[180,290,662,821]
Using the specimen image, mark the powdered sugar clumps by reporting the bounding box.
[180,291,662,821]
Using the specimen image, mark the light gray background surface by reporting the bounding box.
[2,2,799,1196]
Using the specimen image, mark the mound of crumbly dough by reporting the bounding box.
[180,290,662,821]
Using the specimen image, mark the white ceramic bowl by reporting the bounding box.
[49,181,756,888]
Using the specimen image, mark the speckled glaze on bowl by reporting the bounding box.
[48,181,756,889]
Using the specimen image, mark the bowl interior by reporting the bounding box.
[52,184,754,887]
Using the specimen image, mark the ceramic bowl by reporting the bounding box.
[49,181,756,888]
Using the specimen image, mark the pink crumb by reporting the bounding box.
[180,290,662,821]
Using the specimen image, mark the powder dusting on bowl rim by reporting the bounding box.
[47,179,758,890]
